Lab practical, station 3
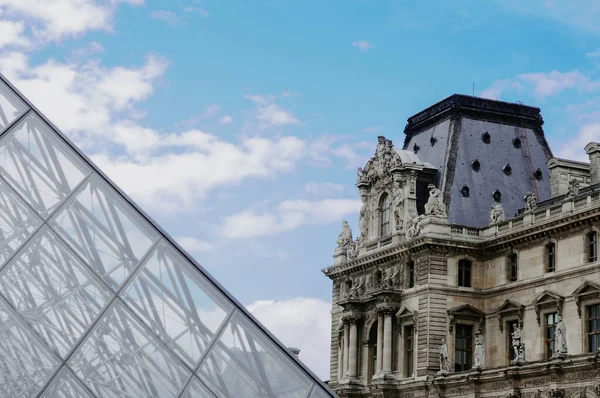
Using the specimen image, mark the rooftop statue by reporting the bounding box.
[489,204,505,225]
[524,192,538,212]
[336,221,353,249]
[567,179,580,199]
[424,184,447,218]
[356,136,402,186]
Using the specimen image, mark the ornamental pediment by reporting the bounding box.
[572,280,600,317]
[531,290,564,324]
[448,303,485,318]
[495,299,524,332]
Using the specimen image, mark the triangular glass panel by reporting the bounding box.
[0,72,336,398]
[68,300,191,398]
[0,177,42,268]
[121,240,233,367]
[0,226,112,358]
[39,368,95,398]
[0,78,28,135]
[180,377,215,398]
[0,296,60,397]
[198,311,313,398]
[0,113,91,218]
[50,174,159,291]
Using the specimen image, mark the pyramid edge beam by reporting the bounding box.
[0,72,337,398]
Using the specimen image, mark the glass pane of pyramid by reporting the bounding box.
[180,377,215,398]
[122,240,233,367]
[0,78,28,134]
[0,113,91,218]
[69,300,191,398]
[0,73,335,398]
[198,311,312,398]
[40,368,95,398]
[0,296,60,397]
[51,174,159,291]
[0,226,112,358]
[0,178,42,268]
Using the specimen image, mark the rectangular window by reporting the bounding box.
[454,324,473,372]
[509,254,518,282]
[408,261,415,288]
[587,304,600,353]
[546,243,556,272]
[458,259,472,287]
[588,232,598,262]
[507,320,519,363]
[404,325,414,377]
[545,313,557,359]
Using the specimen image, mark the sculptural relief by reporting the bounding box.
[392,180,405,231]
[336,221,353,248]
[567,178,580,199]
[380,265,401,289]
[346,275,364,299]
[359,193,369,240]
[489,204,505,224]
[439,338,450,373]
[406,214,426,238]
[425,184,447,218]
[524,192,537,212]
[356,136,402,186]
[474,330,485,369]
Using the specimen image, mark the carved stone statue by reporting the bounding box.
[346,238,359,260]
[489,204,505,224]
[406,214,426,238]
[359,193,369,240]
[356,136,402,186]
[567,179,580,199]
[553,314,568,357]
[336,221,353,248]
[425,184,447,218]
[346,275,364,299]
[439,338,450,372]
[380,265,400,289]
[510,323,525,365]
[524,192,537,212]
[392,180,404,231]
[474,330,485,369]
[365,273,373,291]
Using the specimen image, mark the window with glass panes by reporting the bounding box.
[404,325,414,377]
[545,313,557,359]
[509,253,518,282]
[380,194,391,236]
[458,259,472,287]
[588,231,598,262]
[454,324,473,372]
[546,243,556,272]
[587,304,600,353]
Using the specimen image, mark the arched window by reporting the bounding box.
[458,259,472,287]
[508,253,518,282]
[545,242,556,272]
[380,194,391,236]
[368,321,378,380]
[587,231,598,262]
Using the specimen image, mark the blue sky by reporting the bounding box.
[1,0,600,379]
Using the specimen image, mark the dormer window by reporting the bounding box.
[380,193,391,236]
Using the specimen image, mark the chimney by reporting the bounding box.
[585,142,600,185]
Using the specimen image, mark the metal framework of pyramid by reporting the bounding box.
[0,73,336,398]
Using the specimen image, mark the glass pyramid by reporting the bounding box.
[0,74,337,398]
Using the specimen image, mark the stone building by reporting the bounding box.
[323,95,600,398]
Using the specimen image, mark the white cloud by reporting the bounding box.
[481,71,600,101]
[256,104,300,127]
[150,10,179,27]
[219,115,233,124]
[0,0,143,44]
[361,126,381,133]
[304,182,344,197]
[352,39,372,52]
[175,236,214,253]
[247,297,332,381]
[221,198,361,239]
[184,6,209,17]
[555,122,600,161]
[0,20,27,49]
[586,49,600,58]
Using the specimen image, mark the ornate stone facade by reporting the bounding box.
[323,96,600,398]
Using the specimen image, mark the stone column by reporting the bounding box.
[348,322,359,378]
[383,313,393,373]
[376,314,384,374]
[343,323,349,377]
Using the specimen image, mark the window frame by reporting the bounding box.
[545,241,556,273]
[508,252,518,282]
[404,324,415,377]
[457,258,472,287]
[454,324,473,372]
[407,260,415,288]
[544,312,558,360]
[586,230,598,263]
[586,303,600,354]
[379,193,391,237]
